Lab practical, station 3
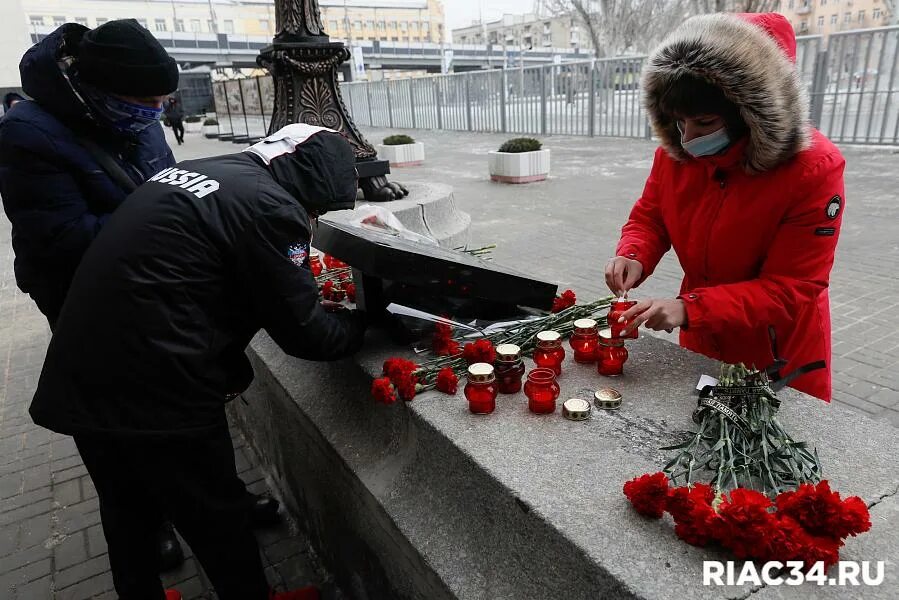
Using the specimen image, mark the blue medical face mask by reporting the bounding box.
[679,124,731,158]
[79,83,164,134]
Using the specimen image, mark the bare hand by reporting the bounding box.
[604,257,644,297]
[619,298,687,335]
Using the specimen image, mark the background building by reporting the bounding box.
[21,0,444,44]
[778,0,894,37]
[453,12,592,52]
[0,0,33,90]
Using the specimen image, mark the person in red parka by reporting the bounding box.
[605,13,845,401]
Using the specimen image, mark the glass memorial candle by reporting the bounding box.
[465,363,498,414]
[494,344,526,394]
[533,330,565,375]
[597,328,628,377]
[309,253,323,277]
[569,318,600,363]
[609,298,639,339]
[524,368,561,414]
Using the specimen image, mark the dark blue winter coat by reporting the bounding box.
[0,24,175,325]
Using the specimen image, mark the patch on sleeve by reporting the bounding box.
[287,242,310,268]
[825,195,842,220]
[815,227,836,237]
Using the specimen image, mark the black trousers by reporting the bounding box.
[74,421,270,600]
[170,119,185,143]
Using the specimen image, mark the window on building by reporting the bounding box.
[96,18,107,25]
[329,20,338,30]
[378,20,385,30]
[422,22,430,33]
[137,18,148,29]
[400,21,408,31]
[224,20,234,33]
[821,0,826,6]
[365,20,373,29]
[52,16,65,27]
[831,13,838,24]
[858,10,865,21]
[391,36,398,41]
[873,8,882,19]
[844,12,851,23]
[353,20,362,30]
[175,19,184,32]
[788,0,795,8]
[260,19,270,32]
[799,19,808,31]
[818,16,824,27]
[29,15,43,27]
[388,21,397,29]
[190,19,200,32]
[155,19,167,32]
[411,22,418,32]
[75,17,88,26]
[207,19,215,32]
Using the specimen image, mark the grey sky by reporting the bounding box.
[446,0,538,35]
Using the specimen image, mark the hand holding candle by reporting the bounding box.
[618,298,687,336]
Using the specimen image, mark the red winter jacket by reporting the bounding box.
[616,13,845,401]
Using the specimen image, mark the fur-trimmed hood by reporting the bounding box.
[642,13,811,174]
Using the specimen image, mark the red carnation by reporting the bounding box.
[667,483,720,547]
[436,368,459,395]
[623,472,670,519]
[395,372,419,402]
[462,339,496,365]
[346,283,357,303]
[383,357,418,381]
[371,377,397,405]
[321,280,335,300]
[330,286,346,302]
[432,321,462,356]
[551,289,577,313]
[772,515,842,570]
[323,255,348,270]
[716,488,776,560]
[775,480,871,540]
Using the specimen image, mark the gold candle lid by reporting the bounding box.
[496,343,522,361]
[536,330,562,347]
[573,318,598,334]
[599,328,625,346]
[594,388,623,410]
[467,362,495,383]
[563,398,592,421]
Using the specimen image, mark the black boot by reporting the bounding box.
[157,521,185,572]
[250,494,281,528]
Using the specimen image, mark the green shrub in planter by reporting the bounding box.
[498,138,543,153]
[185,115,203,123]
[203,118,219,126]
[383,134,416,146]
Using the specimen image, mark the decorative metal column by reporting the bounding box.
[259,0,408,202]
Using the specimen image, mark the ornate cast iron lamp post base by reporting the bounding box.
[261,0,408,202]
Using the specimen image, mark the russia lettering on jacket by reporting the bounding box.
[149,167,220,198]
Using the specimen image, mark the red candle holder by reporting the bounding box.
[533,330,565,375]
[569,318,600,363]
[524,368,561,414]
[465,363,499,414]
[494,344,526,394]
[309,254,323,277]
[609,298,639,339]
[597,328,629,377]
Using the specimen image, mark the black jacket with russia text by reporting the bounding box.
[30,136,365,436]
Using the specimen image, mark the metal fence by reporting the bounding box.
[211,26,899,146]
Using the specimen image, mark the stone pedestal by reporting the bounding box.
[324,182,472,249]
[229,331,899,600]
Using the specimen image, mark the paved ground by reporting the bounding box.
[2,125,897,599]
[0,128,340,598]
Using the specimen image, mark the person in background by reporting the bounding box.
[0,18,277,577]
[164,95,185,145]
[604,13,845,402]
[30,124,366,600]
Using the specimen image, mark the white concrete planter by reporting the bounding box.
[488,149,551,184]
[377,142,425,167]
[202,124,219,138]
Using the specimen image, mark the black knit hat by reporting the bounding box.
[77,19,179,96]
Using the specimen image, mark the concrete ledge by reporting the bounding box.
[231,332,899,600]
[490,174,548,184]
